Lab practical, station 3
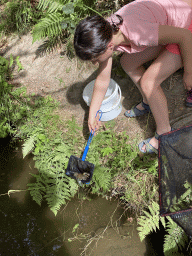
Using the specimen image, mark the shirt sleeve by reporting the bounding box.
[115,1,164,48]
[127,19,159,47]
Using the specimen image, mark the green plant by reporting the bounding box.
[8,96,161,216]
[1,0,43,35]
[137,200,191,255]
[164,220,188,256]
[18,96,80,215]
[32,0,110,54]
[18,106,157,215]
[20,104,101,215]
[0,55,29,138]
[87,123,159,206]
[0,55,162,216]
[169,181,192,213]
[67,223,92,243]
[55,76,65,86]
[0,57,81,216]
[91,165,112,194]
[137,201,166,241]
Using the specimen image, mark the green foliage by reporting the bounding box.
[91,165,112,194]
[137,199,191,255]
[137,201,166,241]
[16,101,160,215]
[0,56,29,138]
[15,56,24,72]
[27,174,46,206]
[22,135,35,158]
[0,55,80,215]
[164,219,188,256]
[86,123,158,205]
[169,181,192,213]
[32,0,108,53]
[32,12,65,42]
[0,0,43,35]
[0,56,161,217]
[17,99,80,215]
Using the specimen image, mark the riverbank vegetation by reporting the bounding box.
[1,1,192,255]
[0,53,158,214]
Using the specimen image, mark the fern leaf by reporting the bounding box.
[68,178,79,197]
[28,185,43,206]
[15,56,24,72]
[32,13,63,42]
[38,0,53,11]
[27,174,46,205]
[47,1,63,13]
[164,219,188,255]
[92,165,111,193]
[44,173,72,215]
[22,136,35,158]
[137,201,165,241]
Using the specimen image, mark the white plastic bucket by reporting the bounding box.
[83,79,122,121]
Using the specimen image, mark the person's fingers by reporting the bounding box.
[88,113,101,135]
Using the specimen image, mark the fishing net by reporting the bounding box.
[158,125,192,238]
[66,155,94,184]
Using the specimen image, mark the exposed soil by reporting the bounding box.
[1,32,192,255]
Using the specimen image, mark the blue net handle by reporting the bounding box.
[82,110,102,161]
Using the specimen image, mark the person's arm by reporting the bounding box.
[158,25,192,90]
[88,57,112,133]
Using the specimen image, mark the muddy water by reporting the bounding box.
[0,138,164,256]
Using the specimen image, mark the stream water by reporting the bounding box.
[0,137,165,256]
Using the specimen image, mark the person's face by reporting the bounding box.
[91,42,114,65]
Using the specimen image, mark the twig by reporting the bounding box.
[0,189,27,197]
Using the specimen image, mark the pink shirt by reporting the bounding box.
[107,0,192,53]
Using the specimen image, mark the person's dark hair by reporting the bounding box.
[74,15,123,61]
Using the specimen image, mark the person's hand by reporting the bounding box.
[183,71,192,91]
[88,113,101,134]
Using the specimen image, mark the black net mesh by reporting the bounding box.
[159,125,192,238]
[65,155,94,184]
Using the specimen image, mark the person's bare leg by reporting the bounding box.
[140,49,183,151]
[120,46,164,112]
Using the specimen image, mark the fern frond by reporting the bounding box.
[38,0,54,11]
[38,0,63,13]
[28,184,43,206]
[32,13,63,42]
[22,136,35,158]
[92,165,111,193]
[27,174,46,205]
[164,219,188,256]
[137,201,166,241]
[68,178,79,197]
[45,176,71,215]
[47,1,64,13]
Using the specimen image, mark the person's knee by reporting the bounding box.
[140,73,160,95]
